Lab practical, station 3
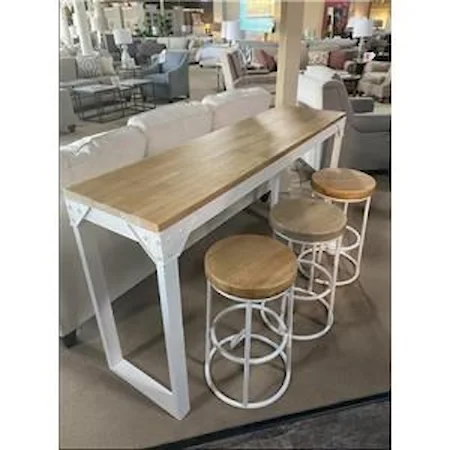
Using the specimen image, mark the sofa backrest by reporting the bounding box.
[202,87,271,130]
[128,101,213,158]
[162,49,189,72]
[60,126,147,187]
[322,80,354,123]
[297,73,327,109]
[220,49,246,90]
[304,65,337,81]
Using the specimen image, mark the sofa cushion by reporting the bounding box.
[99,55,116,75]
[308,50,329,66]
[365,72,387,84]
[135,41,166,66]
[202,87,271,130]
[305,65,337,81]
[329,50,349,70]
[253,49,277,72]
[76,55,103,78]
[60,126,147,187]
[128,102,213,157]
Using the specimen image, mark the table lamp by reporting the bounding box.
[221,20,241,46]
[353,17,373,61]
[113,28,134,69]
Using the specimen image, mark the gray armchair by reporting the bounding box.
[321,79,391,171]
[141,50,190,102]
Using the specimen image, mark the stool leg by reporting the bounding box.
[355,197,371,279]
[205,281,212,364]
[286,287,294,376]
[242,303,253,407]
[329,236,342,325]
[308,244,317,293]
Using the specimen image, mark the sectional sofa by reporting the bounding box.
[60,87,271,344]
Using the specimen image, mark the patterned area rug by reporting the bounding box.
[153,393,390,449]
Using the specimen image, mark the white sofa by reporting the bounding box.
[296,69,336,170]
[60,87,271,343]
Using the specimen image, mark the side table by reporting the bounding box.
[340,74,361,96]
[119,78,156,112]
[117,66,144,79]
[353,61,367,75]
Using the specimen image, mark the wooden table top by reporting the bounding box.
[64,106,345,232]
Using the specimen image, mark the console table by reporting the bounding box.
[64,106,346,420]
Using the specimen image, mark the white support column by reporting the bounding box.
[275,1,305,197]
[60,3,72,47]
[72,0,94,55]
[92,0,108,49]
[275,0,304,107]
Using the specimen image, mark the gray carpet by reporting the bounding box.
[183,395,390,449]
[60,174,390,449]
[196,400,390,449]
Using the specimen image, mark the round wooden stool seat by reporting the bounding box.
[311,168,376,200]
[270,198,347,243]
[204,235,297,300]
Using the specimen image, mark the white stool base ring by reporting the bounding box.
[204,282,294,409]
[204,333,290,409]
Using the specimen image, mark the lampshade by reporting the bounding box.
[346,16,358,29]
[113,28,132,46]
[221,20,241,41]
[352,18,373,38]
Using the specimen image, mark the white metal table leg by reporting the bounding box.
[269,174,281,207]
[156,259,190,419]
[329,123,345,169]
[71,219,191,420]
[72,224,123,368]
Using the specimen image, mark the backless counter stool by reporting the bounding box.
[267,198,347,341]
[311,168,376,286]
[204,235,297,409]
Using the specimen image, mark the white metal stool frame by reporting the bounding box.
[306,191,372,287]
[204,281,295,409]
[262,230,342,341]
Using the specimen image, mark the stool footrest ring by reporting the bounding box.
[205,333,291,409]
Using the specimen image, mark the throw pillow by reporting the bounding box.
[260,49,277,72]
[250,48,266,69]
[76,55,103,78]
[329,50,347,70]
[308,50,329,66]
[99,55,116,75]
[226,53,239,82]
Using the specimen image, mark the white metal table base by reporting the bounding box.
[64,117,346,419]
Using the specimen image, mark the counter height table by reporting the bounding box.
[64,105,346,420]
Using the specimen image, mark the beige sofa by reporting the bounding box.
[357,61,391,102]
[60,87,271,345]
[219,49,277,94]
